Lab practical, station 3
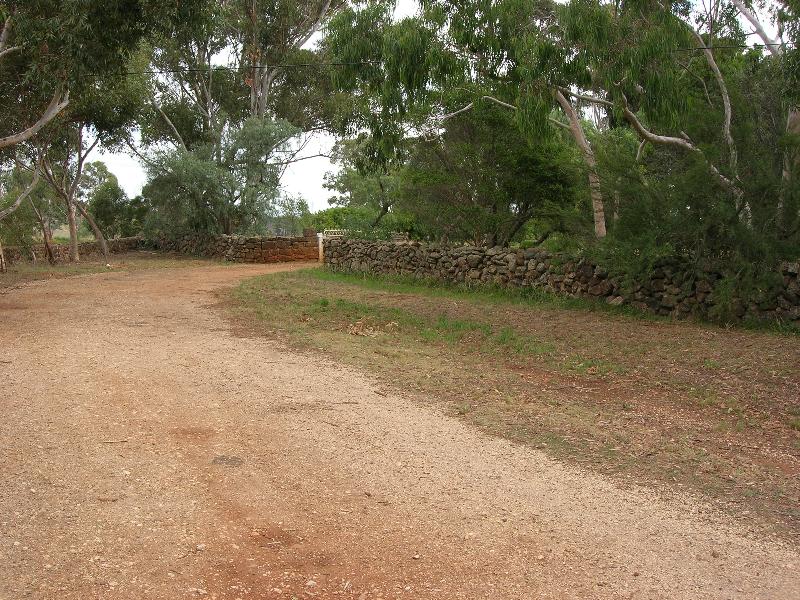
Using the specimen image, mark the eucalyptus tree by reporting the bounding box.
[324,137,406,227]
[0,0,206,261]
[325,0,615,238]
[141,117,299,236]
[731,0,800,222]
[325,0,799,244]
[138,0,347,235]
[0,0,204,153]
[27,52,151,263]
[395,106,584,246]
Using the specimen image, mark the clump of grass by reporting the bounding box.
[493,327,555,355]
[420,314,492,344]
[564,356,624,375]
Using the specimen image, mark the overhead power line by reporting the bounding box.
[121,44,786,76]
[123,60,381,76]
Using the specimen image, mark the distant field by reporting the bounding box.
[231,267,800,541]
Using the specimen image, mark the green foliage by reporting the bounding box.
[142,117,298,237]
[81,164,146,238]
[328,104,586,246]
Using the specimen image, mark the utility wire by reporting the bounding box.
[123,60,381,76]
[115,44,788,76]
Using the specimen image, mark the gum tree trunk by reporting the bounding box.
[75,201,110,263]
[554,90,607,238]
[66,197,79,262]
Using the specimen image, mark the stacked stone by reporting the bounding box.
[323,239,800,323]
[153,234,318,263]
[3,236,141,265]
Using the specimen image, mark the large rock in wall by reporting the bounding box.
[323,239,800,324]
[3,237,141,265]
[153,234,318,264]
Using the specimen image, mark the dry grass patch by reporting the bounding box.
[0,251,222,290]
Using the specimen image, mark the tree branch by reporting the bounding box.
[731,0,782,56]
[556,87,614,108]
[295,0,333,49]
[0,88,70,150]
[0,15,12,54]
[619,96,743,199]
[0,45,20,61]
[548,117,570,130]
[440,102,475,121]
[636,139,648,162]
[689,24,738,177]
[152,99,187,151]
[0,168,40,222]
[481,95,517,111]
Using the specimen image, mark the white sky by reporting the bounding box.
[92,0,418,212]
[91,0,779,212]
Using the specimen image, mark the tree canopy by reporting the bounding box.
[0,0,797,297]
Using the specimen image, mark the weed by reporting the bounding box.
[564,356,624,375]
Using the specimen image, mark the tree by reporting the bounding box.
[393,106,583,246]
[324,0,612,237]
[134,0,349,239]
[1,0,206,260]
[83,163,129,239]
[142,117,299,237]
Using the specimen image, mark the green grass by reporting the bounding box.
[307,268,655,318]
[305,268,800,336]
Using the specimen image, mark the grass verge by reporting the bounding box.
[0,251,223,290]
[229,267,800,541]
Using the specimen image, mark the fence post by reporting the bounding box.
[317,232,324,264]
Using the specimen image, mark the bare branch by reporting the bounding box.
[731,0,782,56]
[557,87,614,108]
[554,90,607,238]
[0,168,40,222]
[440,102,475,121]
[481,95,517,111]
[295,0,333,49]
[0,45,20,61]
[0,88,70,150]
[0,15,12,54]
[636,139,648,162]
[620,96,743,199]
[689,25,738,177]
[548,117,570,130]
[152,99,187,151]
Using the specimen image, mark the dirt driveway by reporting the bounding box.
[1,263,798,599]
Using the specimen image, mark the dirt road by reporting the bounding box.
[1,264,798,599]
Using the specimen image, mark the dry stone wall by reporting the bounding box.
[153,234,318,263]
[324,239,800,324]
[3,237,141,265]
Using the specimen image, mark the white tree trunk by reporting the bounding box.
[0,89,69,150]
[0,169,40,221]
[554,91,607,238]
[66,197,79,262]
[75,200,110,263]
